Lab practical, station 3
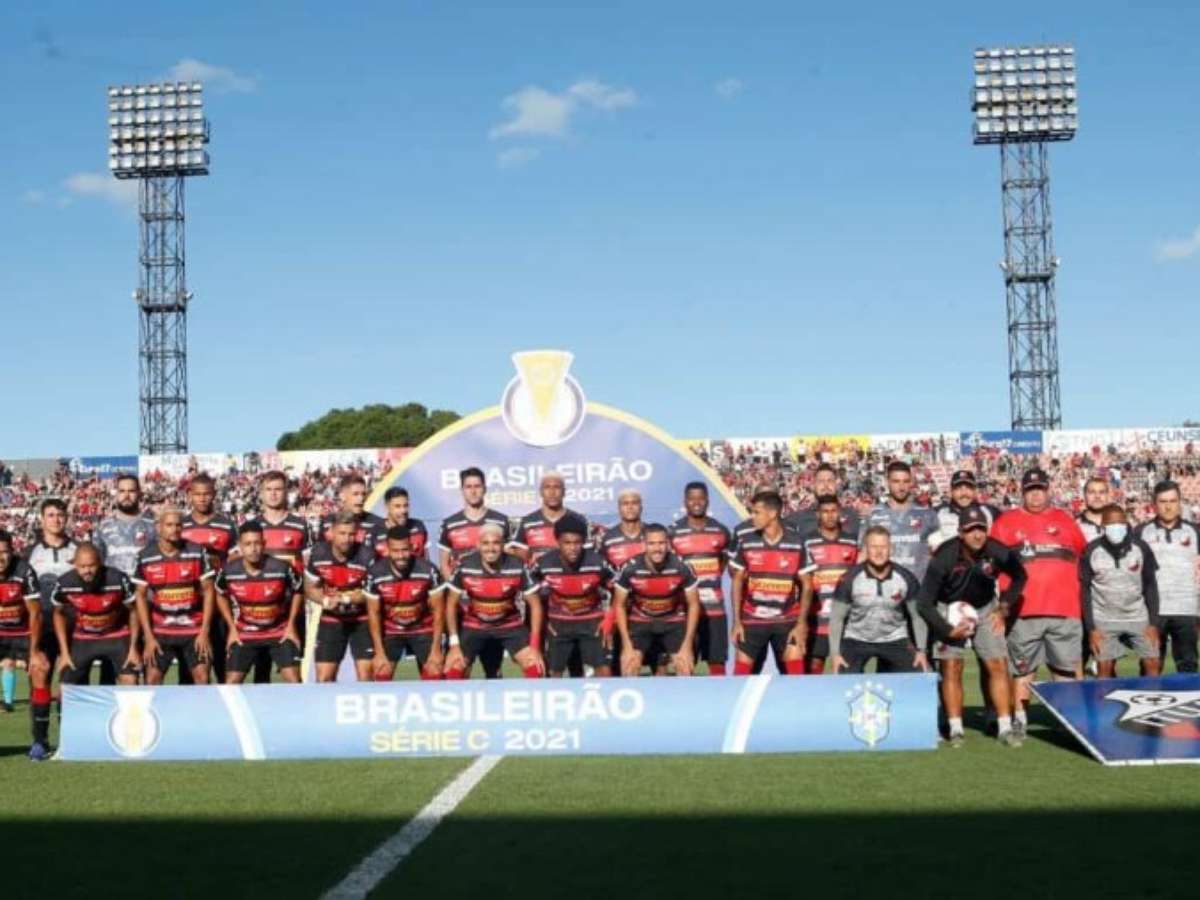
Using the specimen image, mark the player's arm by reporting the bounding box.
[677,582,701,676]
[902,571,929,672]
[364,585,389,676]
[283,570,304,646]
[995,545,1027,619]
[828,573,852,672]
[122,577,141,669]
[213,582,239,648]
[612,581,637,675]
[134,581,161,665]
[427,582,447,674]
[52,597,74,673]
[916,557,956,641]
[524,578,545,674]
[303,566,328,608]
[1139,542,1162,634]
[194,561,216,661]
[728,546,748,643]
[792,571,814,637]
[443,575,464,672]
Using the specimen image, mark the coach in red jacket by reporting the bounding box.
[990,467,1087,742]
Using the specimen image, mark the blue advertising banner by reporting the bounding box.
[1032,674,1200,765]
[366,351,746,537]
[959,431,1043,454]
[58,675,938,761]
[68,456,139,479]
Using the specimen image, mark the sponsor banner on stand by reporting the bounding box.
[870,432,961,460]
[788,434,871,461]
[59,674,938,761]
[1042,429,1142,456]
[959,431,1043,454]
[68,456,140,479]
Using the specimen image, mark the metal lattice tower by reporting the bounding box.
[971,45,1077,430]
[136,176,190,454]
[999,142,1062,429]
[108,81,210,454]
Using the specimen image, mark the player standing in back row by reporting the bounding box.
[801,495,859,674]
[860,460,939,581]
[669,482,732,676]
[1135,480,1200,674]
[376,487,429,559]
[181,472,238,684]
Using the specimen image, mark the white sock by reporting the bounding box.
[1015,708,1028,726]
[997,715,1012,733]
[948,716,964,736]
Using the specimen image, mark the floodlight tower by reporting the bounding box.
[971,45,1077,430]
[107,82,210,454]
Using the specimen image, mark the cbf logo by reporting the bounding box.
[107,690,161,758]
[501,350,586,448]
[1106,689,1200,739]
[846,681,893,748]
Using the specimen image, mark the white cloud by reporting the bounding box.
[489,78,637,141]
[497,147,541,169]
[1156,227,1200,263]
[62,172,138,211]
[21,189,45,205]
[165,58,257,94]
[714,77,745,100]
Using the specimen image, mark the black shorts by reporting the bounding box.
[839,637,919,673]
[696,614,729,665]
[0,635,30,663]
[461,625,530,665]
[153,633,205,673]
[228,638,301,674]
[737,620,800,662]
[65,637,139,684]
[806,631,830,660]
[546,618,606,672]
[629,619,686,657]
[383,633,435,668]
[315,619,375,663]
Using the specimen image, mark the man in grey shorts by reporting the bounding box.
[1080,505,1162,678]
[919,507,1027,747]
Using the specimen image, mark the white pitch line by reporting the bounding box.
[322,755,503,899]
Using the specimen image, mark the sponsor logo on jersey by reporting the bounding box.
[846,681,892,748]
[1106,690,1200,739]
[501,350,586,448]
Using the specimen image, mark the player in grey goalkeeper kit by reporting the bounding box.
[1081,505,1162,678]
[829,526,929,674]
[859,460,939,581]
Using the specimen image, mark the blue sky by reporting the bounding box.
[1,0,1197,457]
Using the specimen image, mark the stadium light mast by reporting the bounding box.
[107,82,210,454]
[972,44,1077,430]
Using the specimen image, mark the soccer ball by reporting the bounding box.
[947,601,979,635]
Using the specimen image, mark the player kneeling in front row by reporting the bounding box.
[1081,505,1162,678]
[613,524,701,676]
[0,530,56,760]
[366,527,446,681]
[529,515,611,677]
[215,523,304,684]
[918,508,1026,747]
[829,527,929,674]
[729,490,813,675]
[444,524,545,679]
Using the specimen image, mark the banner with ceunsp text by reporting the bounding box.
[58,675,937,761]
[1032,674,1200,766]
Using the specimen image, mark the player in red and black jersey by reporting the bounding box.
[669,482,732,676]
[598,489,647,571]
[509,473,582,564]
[530,515,611,677]
[0,530,54,759]
[182,472,239,683]
[375,487,429,560]
[215,522,304,684]
[801,495,859,674]
[729,490,813,675]
[318,474,387,547]
[444,524,543,679]
[366,526,445,680]
[52,543,140,686]
[306,512,376,682]
[250,470,311,683]
[133,508,216,685]
[613,524,701,676]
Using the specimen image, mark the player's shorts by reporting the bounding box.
[737,619,800,662]
[839,637,920,673]
[152,632,205,673]
[1008,616,1083,676]
[546,618,606,672]
[383,633,435,668]
[0,635,29,663]
[461,624,530,664]
[805,630,830,661]
[64,637,139,684]
[629,618,686,659]
[695,613,728,665]
[228,638,302,674]
[315,619,375,663]
[933,600,1008,661]
[1094,620,1158,662]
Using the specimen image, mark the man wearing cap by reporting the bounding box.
[990,467,1087,740]
[919,507,1027,747]
[930,470,1000,552]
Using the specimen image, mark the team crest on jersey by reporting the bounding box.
[846,681,892,748]
[1106,690,1200,740]
[107,689,161,758]
[501,350,586,448]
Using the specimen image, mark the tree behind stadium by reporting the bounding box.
[276,403,459,450]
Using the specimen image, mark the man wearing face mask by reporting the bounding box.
[1080,506,1161,678]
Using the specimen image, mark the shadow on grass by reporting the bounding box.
[4,809,1199,898]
